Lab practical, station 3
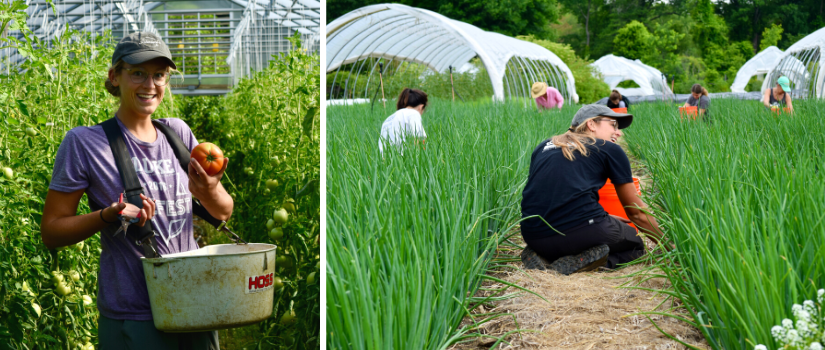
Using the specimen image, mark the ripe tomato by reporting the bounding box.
[191,142,225,176]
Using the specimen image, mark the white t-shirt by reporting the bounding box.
[378,108,427,155]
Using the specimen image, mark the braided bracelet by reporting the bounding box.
[99,209,117,224]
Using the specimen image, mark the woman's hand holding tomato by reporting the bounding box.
[188,154,229,201]
[191,143,225,176]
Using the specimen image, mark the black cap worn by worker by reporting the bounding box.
[570,104,633,130]
[112,32,177,69]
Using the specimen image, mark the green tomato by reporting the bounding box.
[51,271,64,285]
[25,127,37,137]
[268,227,283,241]
[282,199,296,213]
[2,167,13,180]
[69,271,80,282]
[55,282,71,296]
[265,179,279,190]
[31,303,41,317]
[276,255,293,269]
[273,276,284,290]
[272,208,288,224]
[266,219,275,230]
[74,241,85,251]
[279,309,297,325]
[82,295,93,306]
[307,272,316,284]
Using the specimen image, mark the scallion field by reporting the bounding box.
[326,98,825,349]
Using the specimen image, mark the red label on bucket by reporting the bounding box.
[245,272,275,294]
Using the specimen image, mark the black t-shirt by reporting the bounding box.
[520,138,634,239]
[606,96,630,109]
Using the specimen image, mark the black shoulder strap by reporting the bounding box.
[152,120,225,229]
[99,118,161,258]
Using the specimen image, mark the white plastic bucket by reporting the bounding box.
[141,243,277,332]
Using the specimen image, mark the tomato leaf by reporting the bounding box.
[15,100,29,117]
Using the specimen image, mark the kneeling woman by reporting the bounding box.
[520,104,668,274]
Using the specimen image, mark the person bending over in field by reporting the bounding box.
[683,84,710,120]
[531,82,564,111]
[762,76,794,113]
[519,104,669,275]
[378,88,428,155]
[606,90,630,109]
[40,32,232,349]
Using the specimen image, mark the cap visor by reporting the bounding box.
[599,110,633,129]
[122,51,177,69]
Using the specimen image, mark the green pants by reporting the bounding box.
[99,315,220,350]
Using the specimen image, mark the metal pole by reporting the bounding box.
[450,65,455,102]
[379,62,386,108]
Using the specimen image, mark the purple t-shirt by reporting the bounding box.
[50,117,199,321]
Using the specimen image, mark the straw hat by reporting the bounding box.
[531,82,548,99]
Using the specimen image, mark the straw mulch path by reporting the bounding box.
[449,239,709,350]
[449,142,708,349]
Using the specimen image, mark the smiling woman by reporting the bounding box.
[39,32,232,350]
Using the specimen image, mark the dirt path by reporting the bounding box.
[449,238,708,350]
[449,142,708,350]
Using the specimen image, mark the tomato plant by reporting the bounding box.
[191,142,225,176]
[1,3,318,349]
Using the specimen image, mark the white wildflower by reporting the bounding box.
[784,319,795,329]
[794,304,804,317]
[773,325,786,342]
[818,289,825,303]
[788,329,802,346]
[798,319,813,339]
[755,345,767,350]
[810,342,823,350]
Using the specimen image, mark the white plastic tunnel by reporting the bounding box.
[762,27,825,98]
[590,54,673,97]
[730,46,783,93]
[326,3,578,103]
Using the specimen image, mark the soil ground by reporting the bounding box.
[448,141,709,350]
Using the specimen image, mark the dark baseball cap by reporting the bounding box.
[112,32,176,69]
[571,104,633,129]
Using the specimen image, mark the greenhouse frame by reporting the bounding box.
[326,3,578,104]
[763,26,825,98]
[730,46,783,93]
[590,54,673,98]
[2,0,320,94]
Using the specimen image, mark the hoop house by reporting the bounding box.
[730,46,783,93]
[590,54,672,97]
[763,27,825,98]
[326,3,578,103]
[1,0,319,94]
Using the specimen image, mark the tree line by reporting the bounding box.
[327,0,822,94]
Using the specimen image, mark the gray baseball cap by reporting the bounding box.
[112,32,176,69]
[571,104,633,130]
